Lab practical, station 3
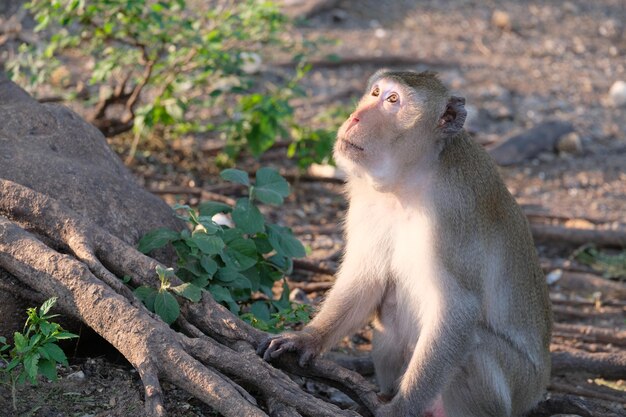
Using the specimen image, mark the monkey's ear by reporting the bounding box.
[439,96,467,135]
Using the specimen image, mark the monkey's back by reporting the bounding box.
[433,132,552,375]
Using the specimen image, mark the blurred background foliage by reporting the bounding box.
[6,0,341,168]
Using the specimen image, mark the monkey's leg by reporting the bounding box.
[372,285,408,397]
[442,333,542,417]
[372,328,406,397]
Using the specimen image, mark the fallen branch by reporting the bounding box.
[552,271,626,298]
[551,349,626,379]
[527,393,625,417]
[553,323,626,348]
[549,381,626,406]
[275,55,455,70]
[531,224,626,248]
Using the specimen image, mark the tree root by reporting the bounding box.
[0,178,378,416]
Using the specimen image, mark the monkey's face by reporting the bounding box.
[335,76,439,188]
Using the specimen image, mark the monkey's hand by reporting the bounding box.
[256,331,320,367]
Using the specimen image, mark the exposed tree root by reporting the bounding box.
[0,178,378,416]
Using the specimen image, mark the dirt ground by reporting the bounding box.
[1,0,625,416]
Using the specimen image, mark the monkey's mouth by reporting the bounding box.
[341,139,364,151]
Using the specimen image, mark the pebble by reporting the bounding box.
[67,370,86,380]
[556,132,583,155]
[545,269,562,285]
[289,288,310,304]
[331,9,348,22]
[491,10,512,31]
[598,18,623,39]
[608,80,626,107]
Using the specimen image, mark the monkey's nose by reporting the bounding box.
[345,116,359,133]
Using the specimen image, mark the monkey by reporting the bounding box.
[258,70,552,417]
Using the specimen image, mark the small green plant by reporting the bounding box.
[136,167,311,331]
[0,297,78,411]
[574,245,626,280]
[6,0,336,166]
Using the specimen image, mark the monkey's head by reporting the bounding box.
[335,70,466,191]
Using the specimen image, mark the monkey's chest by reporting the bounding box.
[388,213,440,299]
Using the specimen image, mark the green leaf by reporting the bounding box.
[138,228,179,253]
[232,198,265,234]
[171,283,202,302]
[268,254,293,275]
[208,284,234,303]
[24,352,41,382]
[250,301,270,322]
[200,256,218,276]
[215,266,245,283]
[13,332,27,352]
[198,201,233,217]
[196,217,221,234]
[267,224,306,258]
[39,297,57,316]
[253,167,289,205]
[134,286,158,311]
[242,267,260,292]
[154,291,180,325]
[221,237,258,271]
[37,359,58,381]
[253,235,273,254]
[40,343,68,366]
[220,168,250,186]
[53,331,78,340]
[192,233,225,255]
[39,321,55,337]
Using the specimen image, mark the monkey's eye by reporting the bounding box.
[372,87,380,97]
[386,93,399,103]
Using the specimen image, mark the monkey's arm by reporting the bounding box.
[380,277,480,416]
[258,254,386,365]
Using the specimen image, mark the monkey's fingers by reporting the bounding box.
[256,336,275,356]
[298,349,315,367]
[262,338,292,361]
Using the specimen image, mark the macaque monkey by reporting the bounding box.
[258,70,552,417]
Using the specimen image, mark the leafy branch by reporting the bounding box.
[135,167,311,331]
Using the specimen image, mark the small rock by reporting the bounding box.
[491,10,512,31]
[67,370,86,380]
[289,288,310,304]
[598,18,623,39]
[307,163,346,180]
[212,213,233,228]
[556,132,583,155]
[608,80,626,107]
[50,65,72,88]
[331,9,348,22]
[546,269,562,285]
